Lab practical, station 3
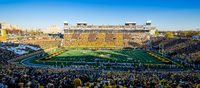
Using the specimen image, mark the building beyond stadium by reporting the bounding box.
[64,21,156,48]
[0,23,7,42]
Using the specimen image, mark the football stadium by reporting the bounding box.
[19,22,179,70]
[1,21,200,87]
[1,0,200,88]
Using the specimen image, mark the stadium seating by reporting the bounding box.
[0,42,42,63]
[151,37,200,64]
[0,65,199,88]
[64,31,148,48]
[88,32,98,42]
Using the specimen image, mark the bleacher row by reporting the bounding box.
[64,32,149,48]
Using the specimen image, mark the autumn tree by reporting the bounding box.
[165,32,174,38]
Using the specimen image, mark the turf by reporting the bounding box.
[30,49,165,66]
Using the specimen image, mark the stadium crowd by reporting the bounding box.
[0,65,200,88]
[0,36,62,64]
[64,32,148,48]
[151,37,200,65]
[0,42,42,64]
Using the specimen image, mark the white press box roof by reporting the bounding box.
[146,20,152,23]
[64,21,68,23]
[125,22,136,24]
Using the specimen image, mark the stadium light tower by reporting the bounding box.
[125,22,136,26]
[125,22,136,29]
[77,22,87,27]
[146,20,152,25]
[64,21,69,34]
[64,21,68,28]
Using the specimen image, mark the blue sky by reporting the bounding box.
[0,0,200,31]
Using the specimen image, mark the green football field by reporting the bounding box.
[28,49,168,67]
